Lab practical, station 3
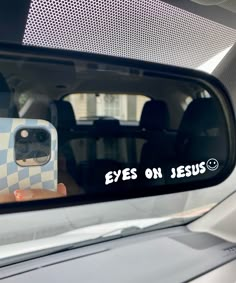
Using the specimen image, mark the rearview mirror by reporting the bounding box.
[0,43,235,213]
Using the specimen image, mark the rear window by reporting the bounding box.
[64,93,150,123]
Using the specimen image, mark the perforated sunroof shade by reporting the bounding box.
[23,0,236,68]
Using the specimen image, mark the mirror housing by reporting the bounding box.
[0,42,235,213]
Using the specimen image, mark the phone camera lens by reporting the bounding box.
[16,140,29,154]
[33,151,50,164]
[20,130,29,138]
[36,131,49,143]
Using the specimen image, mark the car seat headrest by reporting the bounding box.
[50,100,76,129]
[176,98,226,161]
[140,100,170,130]
[178,98,223,135]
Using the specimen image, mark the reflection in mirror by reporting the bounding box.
[0,53,229,204]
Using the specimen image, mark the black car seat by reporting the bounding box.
[176,98,227,162]
[173,97,227,183]
[139,100,170,133]
[138,100,173,185]
[49,100,78,180]
[139,100,172,167]
[50,100,76,132]
[49,100,124,193]
[77,118,125,193]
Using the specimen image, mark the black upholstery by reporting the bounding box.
[140,100,170,130]
[139,100,172,174]
[50,100,78,181]
[93,119,120,136]
[177,98,222,137]
[176,98,227,162]
[50,100,76,130]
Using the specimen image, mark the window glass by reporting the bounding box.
[64,93,150,122]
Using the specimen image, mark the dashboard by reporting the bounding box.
[1,227,236,282]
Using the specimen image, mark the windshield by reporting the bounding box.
[0,0,235,265]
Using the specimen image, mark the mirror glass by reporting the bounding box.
[0,52,230,203]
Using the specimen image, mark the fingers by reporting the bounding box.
[0,184,68,203]
[14,183,67,202]
[14,190,34,201]
[57,183,67,196]
[0,193,16,203]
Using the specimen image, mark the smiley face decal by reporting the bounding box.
[206,158,219,171]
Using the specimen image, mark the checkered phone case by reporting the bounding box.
[0,118,57,194]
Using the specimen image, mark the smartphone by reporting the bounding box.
[0,118,57,193]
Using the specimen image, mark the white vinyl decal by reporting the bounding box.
[105,159,219,185]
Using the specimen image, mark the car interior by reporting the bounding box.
[0,56,228,196]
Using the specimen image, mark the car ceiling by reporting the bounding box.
[0,0,235,69]
[0,56,200,100]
